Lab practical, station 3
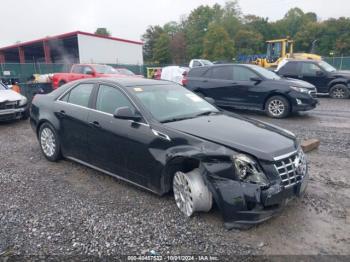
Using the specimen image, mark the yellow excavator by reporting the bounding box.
[254,38,321,68]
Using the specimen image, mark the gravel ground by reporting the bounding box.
[0,98,349,259]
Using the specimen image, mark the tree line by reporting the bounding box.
[142,1,350,65]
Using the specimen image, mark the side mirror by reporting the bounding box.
[316,70,325,76]
[204,97,215,104]
[113,106,141,121]
[250,76,262,83]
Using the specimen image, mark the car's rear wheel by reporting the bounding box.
[265,95,290,118]
[329,84,349,99]
[173,168,212,217]
[39,123,61,161]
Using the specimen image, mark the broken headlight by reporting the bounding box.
[233,154,269,186]
[18,97,27,107]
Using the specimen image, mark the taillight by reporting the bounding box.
[182,72,188,86]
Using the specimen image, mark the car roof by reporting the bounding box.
[90,77,173,87]
[190,63,259,71]
[284,59,319,63]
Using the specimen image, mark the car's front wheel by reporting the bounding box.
[265,95,290,118]
[173,168,212,217]
[329,84,349,99]
[39,123,61,161]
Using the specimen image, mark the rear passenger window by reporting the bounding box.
[63,83,94,107]
[233,67,258,81]
[279,62,298,75]
[211,66,233,80]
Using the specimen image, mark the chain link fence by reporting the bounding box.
[1,57,349,84]
[323,56,350,70]
[0,63,151,83]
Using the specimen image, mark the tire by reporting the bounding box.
[265,95,290,118]
[173,168,212,217]
[58,81,66,87]
[39,122,61,161]
[329,84,349,99]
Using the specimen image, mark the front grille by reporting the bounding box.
[0,101,18,110]
[274,150,307,188]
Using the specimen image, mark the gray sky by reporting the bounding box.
[0,0,349,47]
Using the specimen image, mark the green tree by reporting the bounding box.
[170,32,187,64]
[94,28,111,36]
[142,26,164,62]
[234,29,264,55]
[153,33,172,64]
[203,23,235,61]
[219,1,241,39]
[184,5,222,58]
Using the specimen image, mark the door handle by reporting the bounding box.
[89,121,101,128]
[202,79,208,82]
[58,110,66,117]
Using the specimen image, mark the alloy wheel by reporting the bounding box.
[268,99,285,117]
[173,171,194,217]
[40,127,56,157]
[332,87,345,99]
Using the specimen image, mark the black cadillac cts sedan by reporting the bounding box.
[30,78,308,229]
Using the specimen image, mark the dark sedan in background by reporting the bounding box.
[276,59,350,99]
[184,64,318,118]
[30,78,308,229]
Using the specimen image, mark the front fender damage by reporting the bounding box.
[199,162,285,229]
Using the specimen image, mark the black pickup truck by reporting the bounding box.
[276,59,350,99]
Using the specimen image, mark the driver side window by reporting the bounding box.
[301,63,321,76]
[233,67,258,81]
[96,85,135,115]
[83,66,93,75]
[71,65,84,74]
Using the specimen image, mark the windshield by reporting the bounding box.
[0,82,7,90]
[92,65,118,74]
[130,84,219,122]
[318,61,336,72]
[116,68,135,76]
[248,65,281,80]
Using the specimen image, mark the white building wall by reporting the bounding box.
[77,34,143,65]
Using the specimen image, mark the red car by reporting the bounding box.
[114,68,144,78]
[52,64,131,89]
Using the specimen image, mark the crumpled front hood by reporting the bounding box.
[331,70,350,79]
[0,90,25,103]
[165,114,297,161]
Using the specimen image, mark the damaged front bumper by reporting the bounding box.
[0,107,27,121]
[202,164,309,229]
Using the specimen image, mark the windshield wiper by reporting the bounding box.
[160,116,195,123]
[194,111,219,117]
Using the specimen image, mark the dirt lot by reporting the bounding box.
[0,98,349,258]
